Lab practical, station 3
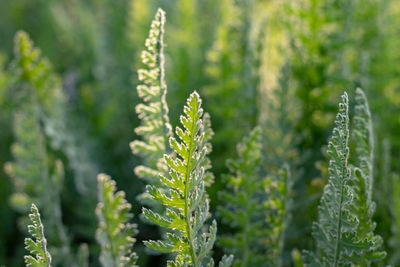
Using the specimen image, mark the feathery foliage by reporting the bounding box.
[24,204,52,267]
[10,30,99,254]
[218,127,265,266]
[5,100,51,213]
[280,0,400,259]
[96,174,138,267]
[8,31,98,266]
[353,88,374,196]
[200,112,215,187]
[142,91,232,267]
[306,92,354,266]
[5,97,72,265]
[306,91,385,266]
[2,1,400,266]
[12,30,98,194]
[218,127,292,266]
[349,88,385,263]
[130,8,172,189]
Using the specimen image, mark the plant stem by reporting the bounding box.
[184,108,198,267]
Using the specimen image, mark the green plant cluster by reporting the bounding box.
[0,1,400,267]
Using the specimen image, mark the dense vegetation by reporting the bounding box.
[0,1,400,266]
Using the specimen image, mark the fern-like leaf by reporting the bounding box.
[307,91,385,266]
[95,174,138,267]
[307,92,356,266]
[24,204,52,267]
[218,127,266,266]
[5,98,73,266]
[218,127,292,266]
[201,112,215,187]
[143,91,231,266]
[13,30,98,195]
[353,88,374,197]
[130,8,172,187]
[8,32,81,266]
[348,88,386,262]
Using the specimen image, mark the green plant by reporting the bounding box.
[130,8,172,194]
[131,7,215,212]
[349,88,385,263]
[4,1,400,266]
[96,174,138,267]
[24,204,52,267]
[142,91,233,267]
[11,30,98,195]
[218,127,293,267]
[203,0,265,174]
[279,1,400,260]
[218,127,265,267]
[5,95,72,265]
[8,30,103,267]
[305,91,385,266]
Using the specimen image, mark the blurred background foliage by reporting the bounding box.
[0,0,399,266]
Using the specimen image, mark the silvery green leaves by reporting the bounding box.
[24,204,52,267]
[201,112,215,187]
[348,88,386,263]
[143,92,230,267]
[96,174,138,267]
[307,92,355,266]
[130,8,172,188]
[353,88,374,196]
[307,91,385,266]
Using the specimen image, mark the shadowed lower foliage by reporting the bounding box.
[96,174,138,267]
[218,126,293,267]
[218,127,267,267]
